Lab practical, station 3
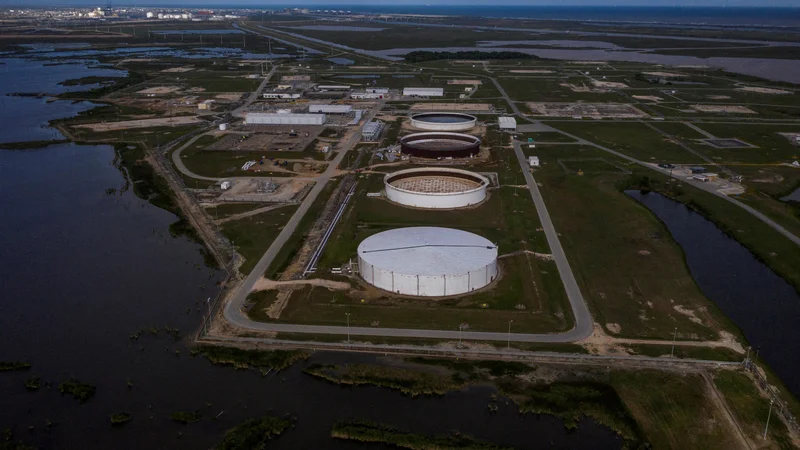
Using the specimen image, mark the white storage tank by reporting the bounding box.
[357,227,498,297]
[219,123,228,131]
[384,168,489,209]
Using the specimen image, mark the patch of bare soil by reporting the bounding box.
[252,277,351,291]
[737,86,791,95]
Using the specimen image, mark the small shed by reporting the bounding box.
[198,100,215,110]
[529,156,540,167]
[220,181,231,190]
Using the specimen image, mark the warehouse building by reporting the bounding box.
[308,104,353,114]
[351,92,386,100]
[263,92,302,100]
[498,116,517,131]
[403,87,444,97]
[245,112,327,125]
[317,85,351,92]
[362,121,384,141]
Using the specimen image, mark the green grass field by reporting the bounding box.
[713,370,795,449]
[220,207,299,275]
[611,370,740,450]
[547,121,706,165]
[527,144,739,340]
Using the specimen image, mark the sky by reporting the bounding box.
[5,0,800,6]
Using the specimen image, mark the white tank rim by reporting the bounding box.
[384,167,490,198]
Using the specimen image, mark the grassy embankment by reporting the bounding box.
[219,206,299,275]
[192,346,309,374]
[111,143,215,267]
[331,421,511,450]
[714,371,796,449]
[304,358,760,448]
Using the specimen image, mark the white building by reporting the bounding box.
[308,104,352,114]
[263,92,301,100]
[317,85,351,92]
[362,121,384,141]
[403,87,444,97]
[366,87,389,94]
[146,12,154,18]
[351,92,385,100]
[358,227,498,297]
[499,116,517,131]
[529,156,540,167]
[245,113,326,125]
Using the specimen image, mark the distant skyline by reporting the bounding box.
[5,1,800,7]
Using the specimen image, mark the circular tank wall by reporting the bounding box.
[357,227,498,297]
[399,132,481,159]
[384,168,489,209]
[410,112,477,131]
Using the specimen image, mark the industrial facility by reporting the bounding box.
[400,132,481,159]
[357,227,498,297]
[245,112,327,125]
[308,104,353,114]
[384,168,489,209]
[410,112,477,131]
[403,87,444,97]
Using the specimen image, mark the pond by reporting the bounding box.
[627,191,800,396]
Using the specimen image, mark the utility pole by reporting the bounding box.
[764,399,774,440]
[458,323,464,348]
[671,327,677,357]
[507,320,513,351]
[345,312,351,344]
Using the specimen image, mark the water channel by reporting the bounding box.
[627,191,800,396]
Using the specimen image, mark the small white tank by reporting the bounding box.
[219,123,228,131]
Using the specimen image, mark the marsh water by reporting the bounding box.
[0,52,623,448]
[627,191,800,396]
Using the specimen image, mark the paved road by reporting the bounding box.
[512,140,594,340]
[232,65,276,119]
[223,101,384,331]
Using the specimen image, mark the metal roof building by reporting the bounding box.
[245,113,327,125]
[362,121,384,141]
[498,116,517,131]
[403,87,444,97]
[317,85,352,91]
[308,104,353,114]
[358,227,498,297]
